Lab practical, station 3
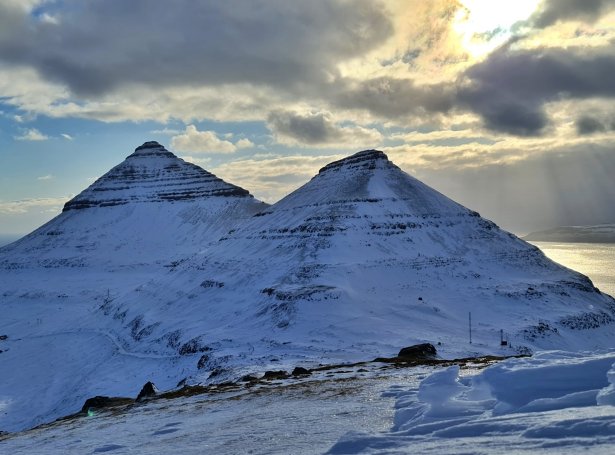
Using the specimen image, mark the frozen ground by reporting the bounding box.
[3,352,614,454]
[0,363,436,454]
[329,350,615,454]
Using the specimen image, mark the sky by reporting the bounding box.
[1,0,615,236]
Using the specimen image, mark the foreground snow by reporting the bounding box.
[0,364,420,454]
[2,352,614,454]
[329,350,615,454]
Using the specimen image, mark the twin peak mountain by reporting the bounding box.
[3,140,612,353]
[2,140,615,431]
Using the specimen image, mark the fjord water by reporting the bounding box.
[531,242,615,297]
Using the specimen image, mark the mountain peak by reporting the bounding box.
[318,149,389,175]
[135,140,164,151]
[129,141,176,159]
[62,141,253,211]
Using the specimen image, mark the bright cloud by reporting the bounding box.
[0,197,67,214]
[14,128,48,141]
[171,125,253,154]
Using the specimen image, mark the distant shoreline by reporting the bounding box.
[523,224,615,243]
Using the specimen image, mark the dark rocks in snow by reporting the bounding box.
[291,367,311,376]
[197,354,210,370]
[200,280,224,289]
[397,343,438,360]
[0,334,7,340]
[560,311,615,330]
[136,382,159,402]
[522,321,559,341]
[239,374,259,382]
[81,396,133,414]
[178,337,212,356]
[262,370,289,380]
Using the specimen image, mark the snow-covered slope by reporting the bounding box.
[1,148,615,433]
[106,150,615,377]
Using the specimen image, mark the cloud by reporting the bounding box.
[267,110,383,147]
[150,128,181,136]
[575,114,615,135]
[211,153,345,203]
[576,115,607,135]
[171,125,251,154]
[235,138,255,149]
[0,0,392,97]
[530,0,615,28]
[60,133,73,140]
[332,77,455,120]
[36,174,53,181]
[458,44,615,135]
[0,197,67,214]
[1,0,614,142]
[14,128,48,141]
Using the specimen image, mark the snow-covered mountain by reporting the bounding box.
[1,147,614,433]
[106,149,615,375]
[1,141,266,272]
[0,141,266,431]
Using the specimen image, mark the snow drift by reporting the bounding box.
[330,350,615,454]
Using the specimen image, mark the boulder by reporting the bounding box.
[262,370,289,380]
[397,343,437,360]
[291,367,311,376]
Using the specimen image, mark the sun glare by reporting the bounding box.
[453,0,541,58]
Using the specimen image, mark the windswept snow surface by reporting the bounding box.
[329,351,615,454]
[2,147,615,433]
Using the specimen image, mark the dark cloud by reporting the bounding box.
[332,76,455,119]
[531,0,615,28]
[459,45,615,135]
[0,0,392,96]
[575,114,615,135]
[576,116,607,135]
[267,110,381,146]
[268,111,337,145]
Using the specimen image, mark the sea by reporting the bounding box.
[531,242,615,298]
